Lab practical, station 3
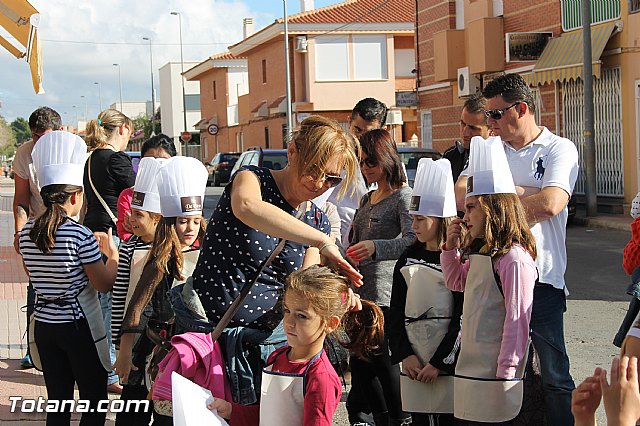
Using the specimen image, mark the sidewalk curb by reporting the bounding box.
[572,216,631,232]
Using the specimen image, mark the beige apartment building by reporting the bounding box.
[186,0,418,162]
[418,0,640,210]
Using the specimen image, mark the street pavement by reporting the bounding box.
[0,180,634,425]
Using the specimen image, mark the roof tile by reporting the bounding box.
[277,0,414,25]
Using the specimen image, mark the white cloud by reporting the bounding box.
[0,0,277,122]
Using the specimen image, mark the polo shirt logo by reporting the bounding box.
[534,156,546,180]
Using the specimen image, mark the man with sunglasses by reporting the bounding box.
[12,106,63,369]
[455,74,579,425]
[443,92,491,183]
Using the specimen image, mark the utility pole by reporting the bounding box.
[283,0,293,143]
[582,0,598,216]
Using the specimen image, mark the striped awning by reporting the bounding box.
[0,0,43,93]
[522,22,617,86]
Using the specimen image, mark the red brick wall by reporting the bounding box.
[417,0,564,151]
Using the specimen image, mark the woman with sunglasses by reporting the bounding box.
[346,128,416,426]
[184,115,363,409]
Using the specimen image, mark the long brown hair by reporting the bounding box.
[29,185,82,254]
[359,128,406,189]
[463,193,537,260]
[122,216,206,332]
[285,265,384,360]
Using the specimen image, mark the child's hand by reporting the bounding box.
[417,363,440,384]
[207,398,232,419]
[94,228,118,259]
[601,356,640,426]
[402,355,423,380]
[621,334,640,359]
[113,351,138,385]
[571,369,602,426]
[445,219,464,250]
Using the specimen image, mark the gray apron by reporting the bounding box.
[400,261,455,414]
[454,254,529,423]
[29,283,112,372]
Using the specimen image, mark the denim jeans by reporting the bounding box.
[99,291,118,385]
[100,234,119,386]
[530,283,575,426]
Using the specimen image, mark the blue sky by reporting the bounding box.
[0,0,342,123]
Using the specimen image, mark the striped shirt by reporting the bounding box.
[19,219,102,323]
[111,236,151,344]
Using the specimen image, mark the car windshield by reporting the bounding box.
[399,152,439,169]
[221,154,240,163]
[262,153,288,170]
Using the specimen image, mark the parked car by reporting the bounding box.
[207,152,241,186]
[125,151,142,174]
[397,147,442,187]
[230,147,288,178]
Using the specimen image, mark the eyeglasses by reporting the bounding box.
[484,102,520,120]
[305,164,343,188]
[359,157,378,168]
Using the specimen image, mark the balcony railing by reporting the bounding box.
[631,0,640,13]
[561,0,620,31]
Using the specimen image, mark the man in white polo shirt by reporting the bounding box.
[455,74,579,425]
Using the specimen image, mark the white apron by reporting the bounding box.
[173,248,200,288]
[399,261,455,414]
[259,349,323,426]
[454,254,529,423]
[124,247,151,316]
[29,283,112,372]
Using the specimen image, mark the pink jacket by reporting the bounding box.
[152,332,230,402]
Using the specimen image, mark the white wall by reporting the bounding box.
[159,62,201,139]
[109,101,151,119]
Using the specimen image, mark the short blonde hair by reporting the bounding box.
[290,115,359,199]
[85,109,133,150]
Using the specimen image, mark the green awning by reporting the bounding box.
[522,22,617,86]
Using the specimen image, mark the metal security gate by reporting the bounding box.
[562,67,624,196]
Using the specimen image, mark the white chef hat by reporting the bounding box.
[31,131,87,189]
[158,156,208,217]
[465,136,516,196]
[409,158,457,218]
[131,157,165,214]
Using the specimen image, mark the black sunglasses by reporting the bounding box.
[305,164,343,188]
[484,102,520,120]
[359,157,378,168]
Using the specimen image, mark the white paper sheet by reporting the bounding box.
[171,371,229,426]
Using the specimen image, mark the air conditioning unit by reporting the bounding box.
[295,36,308,53]
[387,109,403,126]
[457,67,480,97]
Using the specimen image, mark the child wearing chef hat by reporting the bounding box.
[18,130,119,425]
[389,158,463,426]
[440,136,539,424]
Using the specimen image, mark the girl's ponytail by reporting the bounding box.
[30,185,82,254]
[340,300,385,360]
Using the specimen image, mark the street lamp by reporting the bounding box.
[94,82,102,112]
[113,63,123,112]
[72,105,78,130]
[170,11,188,156]
[80,95,88,120]
[142,36,156,136]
